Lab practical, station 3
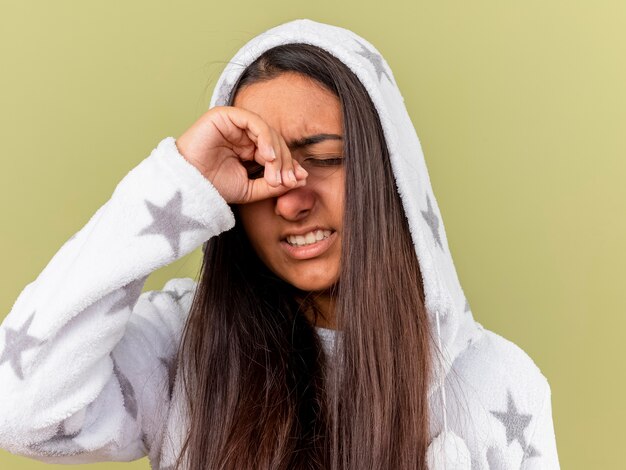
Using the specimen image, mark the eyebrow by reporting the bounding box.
[286,133,343,150]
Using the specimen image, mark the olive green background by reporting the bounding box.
[1,1,623,468]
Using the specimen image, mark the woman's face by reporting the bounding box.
[234,72,344,293]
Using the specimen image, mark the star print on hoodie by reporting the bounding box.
[0,18,560,470]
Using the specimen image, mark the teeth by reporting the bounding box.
[287,230,332,247]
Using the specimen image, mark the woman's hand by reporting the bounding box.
[175,106,308,204]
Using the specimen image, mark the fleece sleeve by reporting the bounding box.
[521,382,560,470]
[0,136,235,464]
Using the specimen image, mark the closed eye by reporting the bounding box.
[303,157,344,166]
[246,157,344,180]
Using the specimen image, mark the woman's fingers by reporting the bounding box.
[222,107,285,188]
[264,129,299,189]
[241,124,310,203]
[244,171,307,204]
[228,108,276,160]
[232,110,303,190]
[293,157,309,180]
[262,129,283,187]
[278,133,300,187]
[187,106,310,203]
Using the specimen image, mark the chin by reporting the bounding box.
[282,270,339,293]
[293,281,335,292]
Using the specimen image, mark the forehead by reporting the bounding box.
[232,72,342,142]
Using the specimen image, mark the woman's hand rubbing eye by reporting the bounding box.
[175,106,308,205]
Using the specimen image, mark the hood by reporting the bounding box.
[207,18,481,434]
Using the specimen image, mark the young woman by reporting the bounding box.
[0,19,560,470]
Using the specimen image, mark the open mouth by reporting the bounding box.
[280,229,337,260]
[285,229,333,247]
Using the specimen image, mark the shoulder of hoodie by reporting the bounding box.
[447,319,551,412]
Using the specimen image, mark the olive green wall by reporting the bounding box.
[1,1,624,468]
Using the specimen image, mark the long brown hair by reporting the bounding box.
[173,43,435,469]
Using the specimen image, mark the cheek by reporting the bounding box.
[335,193,345,222]
[325,176,345,224]
[237,203,274,252]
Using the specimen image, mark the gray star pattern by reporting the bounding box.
[420,194,443,250]
[523,442,541,462]
[0,311,44,380]
[137,190,206,259]
[158,354,177,401]
[106,277,146,316]
[353,38,394,85]
[147,288,191,304]
[27,420,85,457]
[490,389,533,450]
[111,354,138,420]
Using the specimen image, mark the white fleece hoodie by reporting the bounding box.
[0,18,560,470]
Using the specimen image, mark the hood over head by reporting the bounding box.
[208,18,481,411]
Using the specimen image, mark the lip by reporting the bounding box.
[280,230,337,260]
[281,225,333,239]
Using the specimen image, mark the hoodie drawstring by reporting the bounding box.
[435,309,449,435]
[425,309,472,469]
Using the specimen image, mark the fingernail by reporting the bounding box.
[288,169,296,183]
[275,170,282,184]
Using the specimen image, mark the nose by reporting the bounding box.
[274,185,316,222]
